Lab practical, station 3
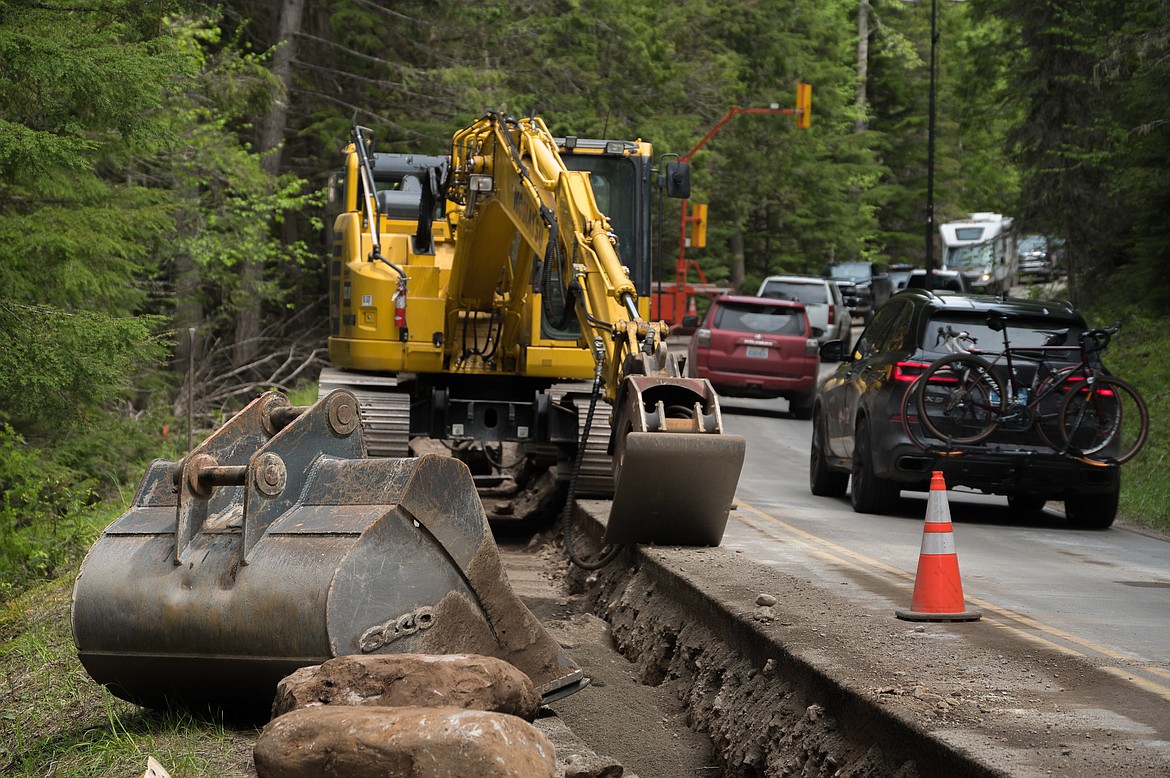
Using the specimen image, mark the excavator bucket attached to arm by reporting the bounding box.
[605,370,745,546]
[71,390,584,714]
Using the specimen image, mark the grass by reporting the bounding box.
[1016,278,1170,532]
[1094,312,1170,531]
[0,574,259,777]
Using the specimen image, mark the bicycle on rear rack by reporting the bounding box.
[900,313,1148,463]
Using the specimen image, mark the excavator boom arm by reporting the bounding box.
[446,114,659,399]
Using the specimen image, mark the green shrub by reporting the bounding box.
[1084,309,1170,532]
[0,426,111,600]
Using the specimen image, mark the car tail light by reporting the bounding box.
[827,304,835,326]
[805,338,818,357]
[696,328,711,347]
[893,360,931,383]
[1070,381,1115,398]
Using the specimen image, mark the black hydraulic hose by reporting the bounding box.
[480,309,502,360]
[562,374,624,570]
[375,252,406,279]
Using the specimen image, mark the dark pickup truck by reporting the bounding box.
[823,262,894,323]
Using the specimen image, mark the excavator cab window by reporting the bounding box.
[542,152,642,342]
[560,154,640,280]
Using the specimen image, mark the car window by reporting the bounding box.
[759,281,828,305]
[826,262,871,283]
[851,302,901,359]
[1018,235,1047,254]
[923,314,1085,357]
[877,301,914,351]
[713,302,806,335]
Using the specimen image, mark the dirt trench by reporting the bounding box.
[559,544,991,777]
[534,500,1170,777]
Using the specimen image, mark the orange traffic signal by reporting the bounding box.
[796,82,812,129]
[689,203,708,249]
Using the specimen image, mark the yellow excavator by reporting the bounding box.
[71,113,745,713]
[321,113,745,538]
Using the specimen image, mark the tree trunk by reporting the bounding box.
[173,250,203,375]
[235,0,305,367]
[729,232,746,293]
[855,0,869,134]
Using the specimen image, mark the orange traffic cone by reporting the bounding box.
[895,471,981,622]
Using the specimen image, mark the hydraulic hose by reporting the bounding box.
[562,368,624,570]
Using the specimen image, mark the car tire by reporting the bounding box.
[790,393,815,421]
[810,409,848,498]
[1007,494,1047,514]
[1064,487,1119,530]
[850,418,900,514]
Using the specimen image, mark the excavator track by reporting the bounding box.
[318,368,411,458]
[550,383,614,498]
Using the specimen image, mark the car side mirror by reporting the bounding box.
[819,339,845,363]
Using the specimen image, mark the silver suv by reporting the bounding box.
[757,275,852,348]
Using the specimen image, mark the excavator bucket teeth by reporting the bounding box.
[70,390,583,714]
[604,431,745,546]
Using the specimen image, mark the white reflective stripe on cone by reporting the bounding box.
[920,532,957,555]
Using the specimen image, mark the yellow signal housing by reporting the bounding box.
[690,203,708,249]
[796,82,812,129]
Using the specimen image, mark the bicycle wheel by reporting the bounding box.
[1059,375,1148,463]
[1032,364,1080,452]
[916,353,1003,445]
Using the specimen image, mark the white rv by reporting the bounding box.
[938,213,1016,294]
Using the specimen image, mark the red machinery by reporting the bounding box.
[653,83,812,326]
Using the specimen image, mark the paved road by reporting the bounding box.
[716,394,1170,702]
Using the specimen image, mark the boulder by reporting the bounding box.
[271,653,541,720]
[254,705,556,778]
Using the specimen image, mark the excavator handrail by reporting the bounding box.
[350,125,406,280]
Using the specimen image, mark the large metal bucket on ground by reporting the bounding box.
[71,391,583,712]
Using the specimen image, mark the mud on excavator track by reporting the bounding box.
[71,390,584,713]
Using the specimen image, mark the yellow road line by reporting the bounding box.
[733,498,1170,701]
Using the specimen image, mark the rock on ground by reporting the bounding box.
[254,705,557,778]
[270,653,541,720]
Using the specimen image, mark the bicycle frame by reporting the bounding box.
[966,331,1092,433]
[904,315,1145,463]
[913,319,1111,453]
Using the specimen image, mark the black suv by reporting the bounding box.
[824,262,894,323]
[810,289,1121,528]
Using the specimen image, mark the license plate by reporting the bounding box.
[745,345,769,359]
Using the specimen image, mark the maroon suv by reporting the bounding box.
[685,295,820,418]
